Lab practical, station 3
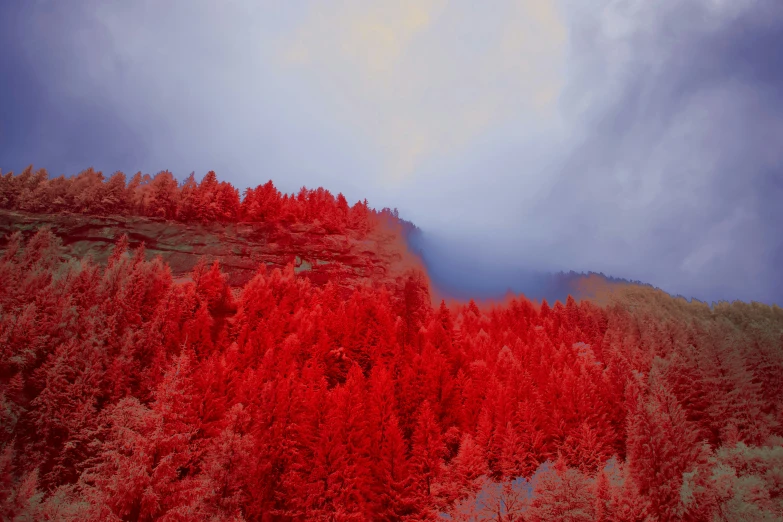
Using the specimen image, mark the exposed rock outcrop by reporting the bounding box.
[0,210,421,289]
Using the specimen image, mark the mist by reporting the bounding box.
[1,0,782,305]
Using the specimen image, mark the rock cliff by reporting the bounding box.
[0,209,421,289]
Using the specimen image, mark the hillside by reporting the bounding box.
[1,167,782,521]
[0,208,419,292]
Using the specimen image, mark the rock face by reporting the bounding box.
[0,210,422,289]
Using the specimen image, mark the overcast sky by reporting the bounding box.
[1,0,782,305]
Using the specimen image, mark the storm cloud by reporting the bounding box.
[1,0,781,305]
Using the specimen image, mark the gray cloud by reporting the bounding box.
[411,0,783,305]
[1,0,781,305]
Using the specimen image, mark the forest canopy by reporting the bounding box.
[0,167,782,521]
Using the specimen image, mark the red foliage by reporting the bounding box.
[0,169,782,520]
[0,165,414,238]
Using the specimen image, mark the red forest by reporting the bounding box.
[0,166,413,236]
[1,167,782,521]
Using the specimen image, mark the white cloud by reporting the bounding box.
[276,0,569,184]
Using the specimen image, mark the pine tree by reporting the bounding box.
[411,400,445,513]
[627,371,710,521]
[199,403,253,519]
[446,433,489,503]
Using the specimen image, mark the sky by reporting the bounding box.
[1,0,782,306]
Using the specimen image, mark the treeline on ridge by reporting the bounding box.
[0,165,416,237]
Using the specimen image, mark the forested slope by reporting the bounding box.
[1,166,782,521]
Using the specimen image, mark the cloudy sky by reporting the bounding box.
[1,0,782,305]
